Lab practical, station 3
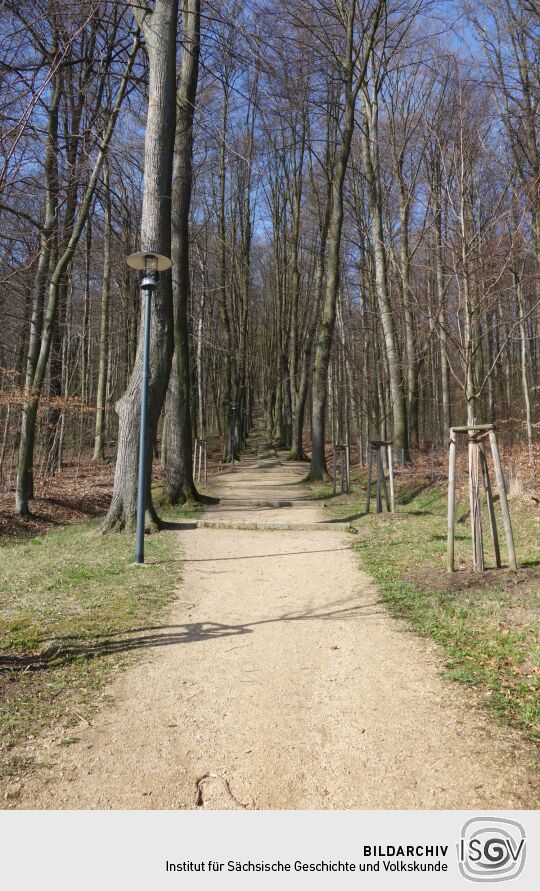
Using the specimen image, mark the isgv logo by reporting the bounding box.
[458,817,526,882]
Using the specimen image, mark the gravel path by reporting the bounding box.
[15,437,538,808]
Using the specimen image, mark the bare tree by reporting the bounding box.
[102,0,178,531]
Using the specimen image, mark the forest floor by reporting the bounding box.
[2,429,539,809]
[0,459,115,545]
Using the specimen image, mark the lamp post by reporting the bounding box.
[126,251,172,564]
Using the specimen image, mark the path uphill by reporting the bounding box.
[15,433,538,808]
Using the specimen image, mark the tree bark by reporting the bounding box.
[164,0,201,505]
[102,4,177,531]
[360,90,408,452]
[308,72,356,478]
[93,155,111,461]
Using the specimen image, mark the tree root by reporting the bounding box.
[193,773,253,809]
[287,450,309,462]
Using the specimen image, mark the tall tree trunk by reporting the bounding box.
[290,204,329,462]
[397,174,418,445]
[308,87,356,478]
[235,75,257,449]
[434,167,451,436]
[16,34,139,516]
[15,57,60,513]
[360,92,408,452]
[93,156,111,461]
[164,0,201,504]
[218,80,233,460]
[102,5,177,531]
[515,269,534,462]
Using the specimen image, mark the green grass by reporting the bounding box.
[309,473,540,746]
[0,511,183,777]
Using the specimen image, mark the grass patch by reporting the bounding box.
[0,512,183,780]
[310,472,540,746]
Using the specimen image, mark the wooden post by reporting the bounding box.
[345,443,350,494]
[381,453,390,511]
[469,439,485,572]
[489,430,518,570]
[204,441,207,484]
[479,443,501,568]
[332,444,337,495]
[447,430,457,572]
[192,439,198,476]
[387,444,395,513]
[376,446,383,513]
[365,442,372,513]
[198,439,203,482]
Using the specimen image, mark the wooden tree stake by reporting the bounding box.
[387,444,395,513]
[447,432,457,572]
[488,430,518,570]
[469,438,484,572]
[365,442,372,513]
[479,443,501,568]
[376,447,382,513]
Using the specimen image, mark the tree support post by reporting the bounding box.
[387,444,395,513]
[376,446,382,513]
[479,441,501,568]
[197,439,203,482]
[447,430,456,572]
[365,442,372,513]
[489,429,517,570]
[469,435,484,572]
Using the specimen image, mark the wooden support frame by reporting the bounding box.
[193,439,208,484]
[332,444,350,496]
[447,424,517,572]
[365,440,395,515]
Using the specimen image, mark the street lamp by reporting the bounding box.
[126,251,172,564]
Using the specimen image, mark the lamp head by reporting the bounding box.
[144,254,158,275]
[126,251,172,290]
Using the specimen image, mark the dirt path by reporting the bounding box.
[14,435,538,809]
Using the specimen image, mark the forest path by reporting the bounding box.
[16,434,538,808]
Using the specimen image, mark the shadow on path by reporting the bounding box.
[0,595,384,672]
